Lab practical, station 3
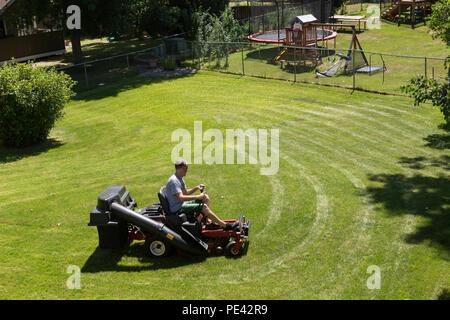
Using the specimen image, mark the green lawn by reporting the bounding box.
[0,71,449,299]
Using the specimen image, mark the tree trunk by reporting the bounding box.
[70,31,83,63]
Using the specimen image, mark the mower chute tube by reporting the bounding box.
[110,202,208,256]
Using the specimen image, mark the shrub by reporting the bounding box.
[0,61,76,147]
[402,73,449,125]
[162,56,177,71]
[427,0,450,45]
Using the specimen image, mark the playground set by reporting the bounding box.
[382,0,437,27]
[248,14,386,77]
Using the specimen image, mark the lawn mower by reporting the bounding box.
[88,185,251,257]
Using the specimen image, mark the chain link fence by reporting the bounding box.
[185,40,447,95]
[57,38,447,96]
[57,44,166,92]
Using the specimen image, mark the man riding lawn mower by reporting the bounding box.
[167,159,240,231]
[88,160,250,258]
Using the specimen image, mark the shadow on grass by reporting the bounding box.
[82,238,250,272]
[365,154,450,259]
[246,46,335,63]
[82,242,206,273]
[399,155,450,171]
[438,288,450,300]
[283,64,317,74]
[37,37,161,68]
[423,124,450,150]
[0,138,65,164]
[365,123,450,259]
[71,71,196,102]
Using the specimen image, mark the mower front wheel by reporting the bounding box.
[144,236,173,257]
[225,241,242,257]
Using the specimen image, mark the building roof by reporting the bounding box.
[289,14,318,25]
[0,0,16,17]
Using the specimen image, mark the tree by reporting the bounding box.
[194,7,244,68]
[401,0,449,125]
[9,0,128,63]
[427,0,450,46]
[402,61,450,125]
[9,0,231,62]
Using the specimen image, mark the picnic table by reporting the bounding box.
[329,15,367,31]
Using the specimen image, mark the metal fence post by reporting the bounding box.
[126,54,130,71]
[241,44,245,75]
[294,48,297,82]
[424,57,427,79]
[352,48,356,93]
[83,63,89,88]
[198,43,201,70]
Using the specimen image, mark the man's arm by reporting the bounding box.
[183,184,205,195]
[176,192,204,202]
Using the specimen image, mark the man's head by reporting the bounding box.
[174,159,188,177]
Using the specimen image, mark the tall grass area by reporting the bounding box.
[0,71,448,299]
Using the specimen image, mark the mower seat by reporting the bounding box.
[158,186,171,215]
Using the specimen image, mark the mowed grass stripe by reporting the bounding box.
[197,89,433,148]
[224,104,429,172]
[221,112,402,292]
[213,116,382,290]
[171,72,436,123]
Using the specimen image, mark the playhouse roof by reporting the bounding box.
[289,14,318,25]
[0,0,16,17]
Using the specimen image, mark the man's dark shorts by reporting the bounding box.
[177,200,204,219]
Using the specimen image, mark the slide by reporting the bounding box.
[273,48,287,61]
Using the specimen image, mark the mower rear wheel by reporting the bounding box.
[225,241,242,257]
[145,236,173,257]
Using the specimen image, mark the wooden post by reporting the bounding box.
[276,1,280,43]
[84,63,89,88]
[247,0,251,36]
